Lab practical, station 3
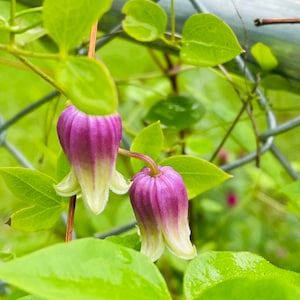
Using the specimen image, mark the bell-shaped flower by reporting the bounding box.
[129,165,197,261]
[54,104,130,214]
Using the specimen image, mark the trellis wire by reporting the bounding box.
[189,0,299,181]
[0,1,300,239]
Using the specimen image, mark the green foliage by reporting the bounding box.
[43,0,112,54]
[251,42,278,72]
[184,251,300,300]
[56,56,118,115]
[145,94,206,130]
[180,14,243,66]
[0,168,65,231]
[1,0,300,299]
[122,0,167,42]
[280,180,300,215]
[0,238,172,300]
[130,121,163,173]
[160,155,232,199]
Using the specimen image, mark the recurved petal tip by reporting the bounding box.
[129,166,197,261]
[110,170,131,195]
[54,168,80,197]
[56,105,123,215]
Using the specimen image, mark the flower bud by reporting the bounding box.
[55,105,129,214]
[129,166,197,261]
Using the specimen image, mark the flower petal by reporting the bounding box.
[110,169,131,194]
[57,105,122,214]
[130,171,165,261]
[54,168,80,197]
[129,166,197,261]
[156,167,197,259]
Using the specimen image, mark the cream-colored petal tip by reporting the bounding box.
[54,170,80,197]
[110,170,131,194]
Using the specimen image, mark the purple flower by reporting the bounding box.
[129,166,197,261]
[54,105,130,214]
[227,192,238,207]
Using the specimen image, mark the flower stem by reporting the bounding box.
[118,148,160,176]
[15,6,42,18]
[170,0,176,42]
[65,195,76,243]
[88,22,98,58]
[9,0,16,44]
[14,54,65,93]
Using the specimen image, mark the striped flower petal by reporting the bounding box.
[129,166,197,261]
[55,105,128,214]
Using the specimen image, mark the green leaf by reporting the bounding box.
[145,94,205,130]
[0,238,171,300]
[251,42,278,72]
[160,155,232,198]
[122,0,167,41]
[180,14,243,67]
[43,0,112,53]
[280,180,300,215]
[184,251,300,300]
[56,56,118,115]
[19,296,44,300]
[0,167,65,231]
[0,251,15,262]
[106,232,141,251]
[130,121,164,173]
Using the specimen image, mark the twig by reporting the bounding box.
[164,53,179,94]
[14,55,65,93]
[65,195,76,243]
[254,18,300,26]
[88,22,98,58]
[209,98,250,162]
[148,48,166,72]
[211,65,261,166]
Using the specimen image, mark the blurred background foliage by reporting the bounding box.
[1,1,300,298]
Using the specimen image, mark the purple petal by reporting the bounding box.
[56,105,122,214]
[155,167,196,259]
[130,170,165,261]
[129,166,196,260]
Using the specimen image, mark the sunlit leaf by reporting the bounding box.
[43,0,112,53]
[184,251,300,300]
[130,121,163,173]
[160,155,232,198]
[251,42,278,71]
[56,56,118,115]
[122,0,167,41]
[18,295,43,300]
[180,14,243,66]
[0,238,171,300]
[0,167,65,231]
[0,251,15,262]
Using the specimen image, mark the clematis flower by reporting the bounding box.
[54,104,129,214]
[129,165,197,261]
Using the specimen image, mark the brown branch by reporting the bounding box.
[254,18,300,26]
[210,65,261,166]
[65,195,76,243]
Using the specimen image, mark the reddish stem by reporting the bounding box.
[118,148,160,176]
[65,195,76,243]
[88,22,98,58]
